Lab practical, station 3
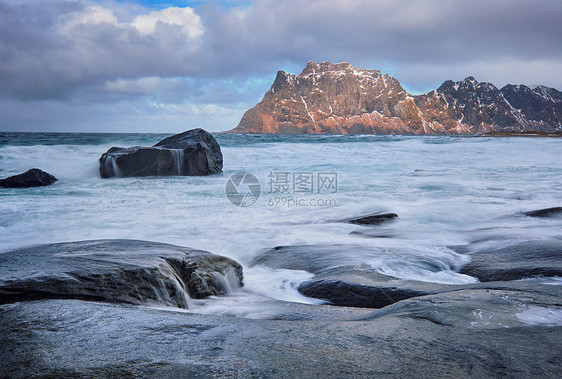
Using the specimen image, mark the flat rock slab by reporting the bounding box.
[359,284,561,328]
[0,239,243,307]
[0,168,57,188]
[99,128,223,178]
[1,284,560,378]
[457,239,562,282]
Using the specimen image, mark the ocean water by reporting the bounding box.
[1,132,561,317]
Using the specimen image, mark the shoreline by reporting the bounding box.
[2,130,561,138]
[481,131,562,137]
[222,130,562,137]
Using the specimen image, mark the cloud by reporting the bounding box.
[0,0,561,131]
[103,77,162,95]
[131,6,203,37]
[59,5,118,30]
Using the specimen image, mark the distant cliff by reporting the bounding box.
[229,62,562,135]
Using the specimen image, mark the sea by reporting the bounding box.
[1,132,561,318]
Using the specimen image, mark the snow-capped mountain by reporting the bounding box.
[229,61,562,134]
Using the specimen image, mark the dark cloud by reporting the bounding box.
[0,0,561,131]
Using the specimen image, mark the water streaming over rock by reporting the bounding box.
[169,148,184,175]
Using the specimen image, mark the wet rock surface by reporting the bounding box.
[298,279,429,308]
[296,264,461,307]
[251,245,464,307]
[1,236,560,377]
[1,284,560,378]
[0,168,57,188]
[251,241,562,313]
[456,239,562,282]
[99,128,223,178]
[523,206,562,218]
[250,244,352,274]
[0,239,243,307]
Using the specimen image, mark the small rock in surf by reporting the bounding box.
[0,168,57,188]
[522,207,562,218]
[343,212,398,226]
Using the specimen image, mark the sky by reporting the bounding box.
[1,0,561,133]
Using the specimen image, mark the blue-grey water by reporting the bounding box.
[1,132,561,318]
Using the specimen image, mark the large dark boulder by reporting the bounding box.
[0,239,243,308]
[0,168,57,188]
[99,128,223,178]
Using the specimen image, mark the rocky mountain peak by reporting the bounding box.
[270,70,294,93]
[530,85,562,102]
[478,82,498,91]
[231,62,562,135]
[302,61,353,75]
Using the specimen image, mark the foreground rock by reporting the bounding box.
[296,260,467,307]
[1,283,560,377]
[298,279,429,308]
[0,168,57,188]
[250,245,466,308]
[0,239,243,308]
[456,239,562,282]
[0,238,560,377]
[250,244,469,278]
[230,61,562,135]
[251,241,562,309]
[99,128,223,178]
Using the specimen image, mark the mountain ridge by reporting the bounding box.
[229,61,562,135]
